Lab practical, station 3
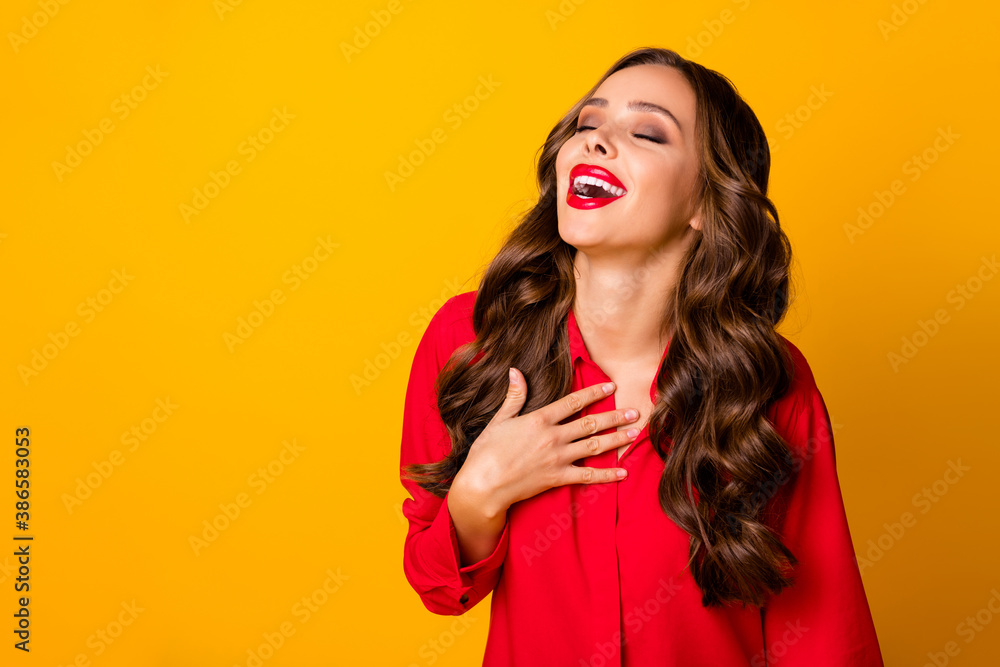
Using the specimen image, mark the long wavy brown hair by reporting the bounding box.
[402,47,799,609]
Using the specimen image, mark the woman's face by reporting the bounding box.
[555,64,702,255]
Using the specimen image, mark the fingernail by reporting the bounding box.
[626,428,639,438]
[509,368,516,382]
[616,469,628,479]
[625,409,638,420]
[602,382,615,393]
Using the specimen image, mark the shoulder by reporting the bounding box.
[768,335,830,453]
[427,289,477,340]
[420,290,478,363]
[778,335,817,398]
[431,290,477,332]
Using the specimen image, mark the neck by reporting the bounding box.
[571,243,685,364]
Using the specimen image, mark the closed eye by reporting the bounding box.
[573,125,665,144]
[633,133,665,144]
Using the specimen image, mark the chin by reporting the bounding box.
[557,219,606,250]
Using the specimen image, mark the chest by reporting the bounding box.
[608,380,655,461]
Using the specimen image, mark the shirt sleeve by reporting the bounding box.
[761,355,884,666]
[399,295,510,616]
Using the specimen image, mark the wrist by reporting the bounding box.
[452,469,508,521]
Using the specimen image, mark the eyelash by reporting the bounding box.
[573,125,666,144]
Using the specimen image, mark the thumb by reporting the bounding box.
[496,367,527,419]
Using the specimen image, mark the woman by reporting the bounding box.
[399,47,883,666]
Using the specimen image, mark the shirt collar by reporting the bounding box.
[566,306,589,365]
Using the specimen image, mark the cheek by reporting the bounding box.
[631,173,666,212]
[555,146,576,191]
[635,164,685,209]
[626,171,690,234]
[555,144,572,175]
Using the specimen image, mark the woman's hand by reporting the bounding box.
[453,367,640,516]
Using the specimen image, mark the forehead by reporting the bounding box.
[590,64,696,134]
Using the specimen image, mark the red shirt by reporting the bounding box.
[400,291,883,666]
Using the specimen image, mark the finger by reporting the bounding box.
[493,367,528,421]
[564,464,628,486]
[538,380,616,424]
[569,427,640,462]
[559,407,639,442]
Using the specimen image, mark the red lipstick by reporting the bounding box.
[566,163,627,210]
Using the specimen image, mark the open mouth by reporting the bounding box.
[567,164,627,209]
[572,176,625,198]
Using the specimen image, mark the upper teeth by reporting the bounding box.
[573,175,624,197]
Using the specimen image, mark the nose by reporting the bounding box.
[584,125,616,158]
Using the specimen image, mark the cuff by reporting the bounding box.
[424,491,510,596]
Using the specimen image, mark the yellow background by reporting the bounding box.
[2,0,997,664]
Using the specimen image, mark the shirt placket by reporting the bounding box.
[576,356,626,667]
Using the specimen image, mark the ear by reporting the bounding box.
[688,202,704,231]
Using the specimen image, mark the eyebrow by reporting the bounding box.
[580,97,683,134]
